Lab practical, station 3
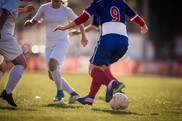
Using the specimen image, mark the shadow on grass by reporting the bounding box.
[0,106,17,110]
[92,108,138,115]
[45,103,82,109]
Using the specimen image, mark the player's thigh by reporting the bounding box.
[50,40,70,66]
[109,35,129,64]
[0,38,24,63]
[0,61,6,73]
[90,40,111,66]
[45,47,53,71]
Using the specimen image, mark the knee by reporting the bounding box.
[48,58,58,71]
[0,61,6,73]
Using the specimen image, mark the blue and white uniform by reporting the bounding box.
[84,0,137,66]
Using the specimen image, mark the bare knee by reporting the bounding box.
[12,54,27,69]
[48,58,58,71]
[0,61,6,73]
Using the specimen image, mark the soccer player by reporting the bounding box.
[70,12,127,94]
[24,0,88,104]
[54,0,148,105]
[0,0,34,107]
[0,5,35,82]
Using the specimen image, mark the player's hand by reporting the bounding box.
[81,37,89,47]
[23,5,35,13]
[24,20,31,26]
[141,24,148,34]
[54,25,66,32]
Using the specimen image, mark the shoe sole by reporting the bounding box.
[77,100,93,105]
[105,81,118,103]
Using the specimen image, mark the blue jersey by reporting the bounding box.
[85,0,136,26]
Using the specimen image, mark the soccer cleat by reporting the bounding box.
[68,91,80,104]
[113,83,125,94]
[105,79,118,103]
[76,95,95,105]
[0,90,17,107]
[53,90,64,102]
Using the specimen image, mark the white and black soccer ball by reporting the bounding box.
[110,93,129,110]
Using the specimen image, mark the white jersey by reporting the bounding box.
[0,0,19,41]
[32,3,77,47]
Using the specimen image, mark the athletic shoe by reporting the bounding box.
[113,83,125,94]
[68,91,80,104]
[0,90,17,107]
[53,90,64,101]
[105,79,118,102]
[76,95,95,105]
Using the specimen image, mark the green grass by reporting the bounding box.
[0,71,182,121]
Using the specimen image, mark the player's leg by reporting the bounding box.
[48,63,79,103]
[55,41,80,104]
[105,35,129,94]
[45,45,64,102]
[77,40,117,105]
[0,38,26,107]
[49,58,64,101]
[0,55,6,81]
[2,54,27,107]
[61,77,80,104]
[104,66,125,94]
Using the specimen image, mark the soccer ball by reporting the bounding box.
[110,93,129,110]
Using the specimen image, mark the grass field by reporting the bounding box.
[0,71,182,121]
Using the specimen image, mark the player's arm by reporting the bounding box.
[54,12,90,31]
[0,9,9,39]
[123,0,148,34]
[18,5,35,14]
[24,5,44,27]
[85,25,98,32]
[78,24,89,47]
[70,24,98,35]
[54,1,96,31]
[132,15,148,34]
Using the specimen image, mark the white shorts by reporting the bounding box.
[45,40,70,70]
[0,38,23,62]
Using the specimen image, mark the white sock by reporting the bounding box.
[5,65,25,94]
[0,71,3,82]
[62,77,75,94]
[50,69,62,90]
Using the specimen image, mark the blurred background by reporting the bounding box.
[11,0,182,76]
